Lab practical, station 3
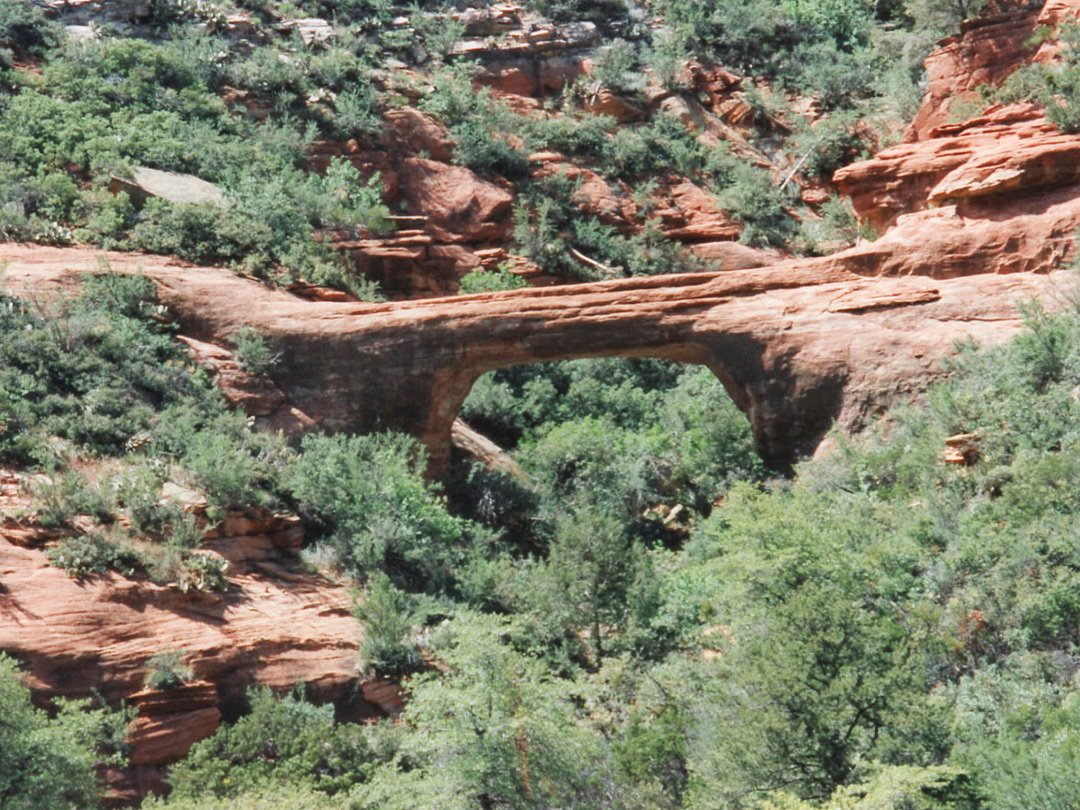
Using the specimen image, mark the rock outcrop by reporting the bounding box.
[0,506,372,802]
[908,0,1080,141]
[838,0,1080,230]
[1,233,1073,474]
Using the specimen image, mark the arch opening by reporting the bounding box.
[443,356,769,553]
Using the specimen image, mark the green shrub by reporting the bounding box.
[46,532,141,579]
[0,652,122,810]
[0,2,63,56]
[145,648,195,691]
[457,266,528,294]
[329,86,382,140]
[129,199,241,264]
[176,553,230,593]
[354,571,423,676]
[420,63,484,127]
[167,687,374,799]
[592,38,647,94]
[141,784,339,810]
[28,471,111,528]
[0,35,385,282]
[411,9,466,62]
[0,275,216,464]
[288,432,467,589]
[450,117,530,180]
[714,161,797,248]
[529,0,627,21]
[181,428,278,511]
[231,326,278,375]
[524,113,614,160]
[113,463,170,532]
[904,0,988,38]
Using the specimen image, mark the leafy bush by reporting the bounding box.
[113,462,170,532]
[330,86,382,140]
[231,326,278,375]
[0,2,63,56]
[141,784,339,810]
[167,687,374,799]
[354,571,423,676]
[456,266,528,294]
[0,653,122,810]
[46,532,141,579]
[176,552,230,593]
[0,273,216,464]
[0,35,386,285]
[145,648,195,691]
[29,471,111,528]
[180,425,287,512]
[450,117,530,180]
[355,611,610,809]
[714,160,797,248]
[288,432,467,589]
[591,38,647,95]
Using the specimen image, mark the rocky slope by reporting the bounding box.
[0,503,371,804]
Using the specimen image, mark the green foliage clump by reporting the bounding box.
[166,687,374,800]
[0,2,63,57]
[145,648,195,691]
[46,532,141,579]
[512,174,704,281]
[28,470,111,528]
[230,326,278,375]
[354,571,423,676]
[354,611,610,810]
[141,785,338,810]
[464,361,764,514]
[457,266,528,294]
[0,272,212,465]
[0,652,123,810]
[288,432,468,589]
[686,485,948,801]
[714,160,797,248]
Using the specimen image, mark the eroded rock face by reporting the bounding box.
[0,506,373,805]
[909,0,1080,141]
[834,102,1066,229]
[907,8,1045,141]
[836,1,1080,231]
[0,528,362,709]
[397,158,515,243]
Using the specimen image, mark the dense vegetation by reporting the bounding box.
[8,263,1080,808]
[0,0,1000,293]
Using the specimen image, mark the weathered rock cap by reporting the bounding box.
[110,167,226,208]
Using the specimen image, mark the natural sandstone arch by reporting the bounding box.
[1,244,1062,478]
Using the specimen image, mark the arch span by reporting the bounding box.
[0,244,1061,474]
[254,264,1042,473]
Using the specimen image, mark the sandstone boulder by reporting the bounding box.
[397,158,515,242]
[110,167,225,209]
[385,108,455,162]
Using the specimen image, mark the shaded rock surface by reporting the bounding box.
[0,523,363,712]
